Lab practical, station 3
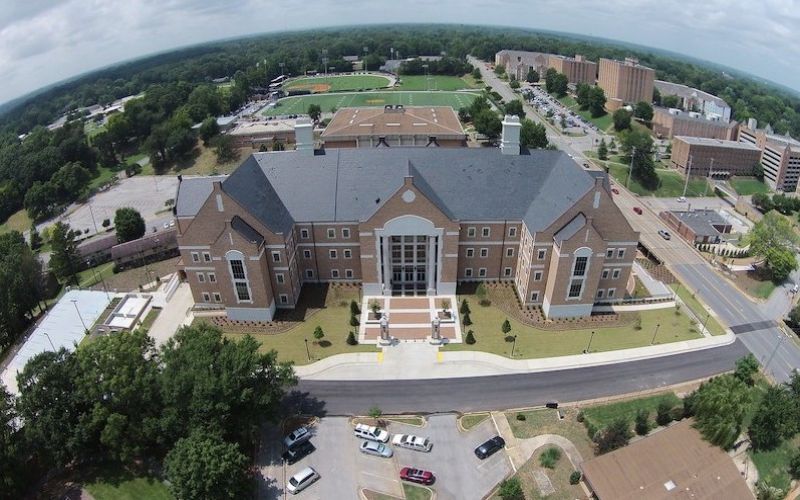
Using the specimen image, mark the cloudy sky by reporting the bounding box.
[1,0,798,104]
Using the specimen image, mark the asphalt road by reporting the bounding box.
[292,341,749,415]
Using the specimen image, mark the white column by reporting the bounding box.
[427,236,436,294]
[382,236,391,296]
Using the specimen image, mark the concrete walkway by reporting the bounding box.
[492,411,584,472]
[147,282,194,346]
[294,331,736,380]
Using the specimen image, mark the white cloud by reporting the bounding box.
[0,0,798,104]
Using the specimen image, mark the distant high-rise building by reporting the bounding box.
[494,50,550,80]
[547,54,597,85]
[597,57,655,105]
[654,80,731,122]
[738,119,800,192]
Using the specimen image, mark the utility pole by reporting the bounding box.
[363,46,369,72]
[626,148,636,189]
[650,323,661,345]
[703,158,714,197]
[764,335,786,378]
[682,155,693,198]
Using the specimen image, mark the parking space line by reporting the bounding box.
[377,351,383,363]
[490,412,517,473]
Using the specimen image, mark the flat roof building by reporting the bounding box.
[597,57,655,105]
[738,119,800,192]
[547,54,597,85]
[582,419,753,500]
[655,80,731,122]
[671,136,762,177]
[321,105,467,149]
[653,107,739,140]
[659,209,732,244]
[495,50,551,80]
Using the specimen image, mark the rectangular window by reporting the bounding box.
[279,294,288,304]
[327,228,336,239]
[504,267,512,277]
[303,249,312,259]
[345,269,353,278]
[343,249,352,259]
[208,272,216,283]
[601,269,610,280]
[300,228,309,239]
[606,248,614,259]
[482,227,490,237]
[213,292,222,302]
[537,249,546,260]
[466,248,475,258]
[506,247,514,257]
[573,256,588,277]
[197,272,205,283]
[341,228,350,239]
[305,269,314,279]
[608,288,616,298]
[480,248,488,258]
[467,227,476,238]
[465,268,473,278]
[191,252,200,263]
[530,291,540,302]
[612,269,621,279]
[478,268,487,277]
[568,279,583,298]
[235,282,250,301]
[508,227,517,237]
[203,252,211,262]
[534,271,543,281]
[617,249,625,259]
[331,269,340,278]
[276,273,285,284]
[597,289,605,299]
[271,251,281,263]
[202,292,211,302]
[329,249,337,259]
[230,260,246,280]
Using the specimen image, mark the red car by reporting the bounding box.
[611,188,620,195]
[633,207,643,215]
[400,467,435,485]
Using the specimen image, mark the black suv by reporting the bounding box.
[474,436,505,459]
[282,440,315,464]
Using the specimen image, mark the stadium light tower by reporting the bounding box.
[322,49,328,76]
[363,46,369,72]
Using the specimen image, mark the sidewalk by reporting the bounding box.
[294,331,736,380]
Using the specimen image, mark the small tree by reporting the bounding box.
[29,224,42,250]
[509,79,520,90]
[501,319,512,335]
[313,326,324,342]
[462,311,472,326]
[346,331,358,345]
[597,138,608,160]
[369,299,381,316]
[569,471,582,485]
[655,399,674,426]
[349,314,359,327]
[593,418,632,454]
[101,218,111,228]
[441,298,451,313]
[498,477,524,500]
[114,207,146,243]
[635,409,650,435]
[307,104,322,122]
[465,330,476,344]
[733,354,760,386]
[368,405,382,419]
[789,449,800,479]
[460,299,471,315]
[613,109,632,131]
[350,299,360,316]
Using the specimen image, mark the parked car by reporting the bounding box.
[354,423,390,443]
[400,467,435,485]
[284,426,312,449]
[286,466,320,494]
[633,207,643,215]
[677,196,687,203]
[611,188,620,195]
[282,440,315,464]
[658,229,671,240]
[474,436,505,459]
[360,440,393,458]
[392,434,433,452]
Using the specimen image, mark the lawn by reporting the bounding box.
[88,165,119,190]
[442,293,702,359]
[730,177,770,196]
[507,407,594,459]
[262,91,480,116]
[84,120,107,139]
[173,140,243,176]
[750,435,800,492]
[727,270,778,300]
[579,392,681,432]
[140,308,161,331]
[82,464,172,500]
[606,162,710,198]
[284,74,392,92]
[395,75,473,91]
[218,285,378,365]
[460,413,490,430]
[669,284,726,335]
[556,94,613,131]
[403,483,433,500]
[77,261,116,288]
[491,446,583,500]
[0,208,32,235]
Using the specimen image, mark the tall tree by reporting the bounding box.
[525,68,539,83]
[748,385,798,450]
[746,211,800,280]
[114,207,146,243]
[690,374,751,449]
[49,221,80,284]
[1,384,28,498]
[634,101,654,121]
[597,138,608,160]
[503,100,524,119]
[0,231,43,349]
[613,108,632,131]
[587,87,607,118]
[198,117,220,145]
[212,135,239,164]
[520,119,548,149]
[307,104,322,122]
[473,109,502,140]
[164,431,249,500]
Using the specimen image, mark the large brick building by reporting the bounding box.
[738,119,800,192]
[597,57,655,106]
[652,107,739,140]
[175,123,638,321]
[548,54,597,85]
[671,136,762,177]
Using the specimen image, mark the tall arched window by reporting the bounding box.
[567,247,592,300]
[226,250,252,303]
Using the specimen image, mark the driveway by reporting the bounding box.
[258,415,511,500]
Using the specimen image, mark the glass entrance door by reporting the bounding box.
[390,235,428,295]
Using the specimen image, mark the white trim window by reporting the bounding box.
[331,269,340,279]
[327,228,336,239]
[534,271,543,281]
[300,228,310,239]
[276,273,285,284]
[271,251,281,263]
[467,227,476,238]
[597,289,605,299]
[481,227,490,238]
[329,249,338,259]
[480,248,488,258]
[227,252,252,303]
[279,294,289,304]
[208,272,216,283]
[345,269,354,279]
[213,292,222,302]
[191,252,200,263]
[537,249,546,260]
[617,249,625,259]
[608,288,616,298]
[305,269,314,279]
[606,248,614,259]
[203,252,212,263]
[202,292,211,302]
[530,291,539,302]
[343,249,352,259]
[601,269,610,280]
[303,249,312,259]
[341,228,350,239]
[478,268,487,277]
[567,279,583,298]
[465,268,473,278]
[504,267,512,277]
[506,247,514,257]
[197,272,205,283]
[508,227,517,237]
[612,268,621,280]
[466,248,475,258]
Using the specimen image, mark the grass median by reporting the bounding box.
[669,284,726,335]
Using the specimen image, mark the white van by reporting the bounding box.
[392,433,432,452]
[286,466,320,494]
[354,423,389,442]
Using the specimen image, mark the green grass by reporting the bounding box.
[539,446,562,468]
[285,74,392,92]
[385,416,425,426]
[0,208,32,235]
[750,280,777,299]
[507,408,594,459]
[88,165,119,190]
[77,262,116,288]
[606,162,710,198]
[750,435,800,492]
[557,94,613,131]
[140,308,161,331]
[84,120,107,139]
[395,75,473,91]
[730,177,770,196]
[460,413,490,430]
[263,91,479,116]
[403,483,433,500]
[581,392,681,431]
[669,284,726,335]
[82,464,172,500]
[443,296,702,359]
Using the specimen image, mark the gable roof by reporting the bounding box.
[175,176,221,218]
[554,213,586,245]
[179,148,599,235]
[321,106,465,139]
[230,216,264,245]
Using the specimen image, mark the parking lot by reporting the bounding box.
[259,414,512,499]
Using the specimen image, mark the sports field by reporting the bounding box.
[284,74,392,93]
[261,91,480,117]
[395,75,475,91]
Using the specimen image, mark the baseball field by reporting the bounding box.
[283,74,392,93]
[261,91,480,117]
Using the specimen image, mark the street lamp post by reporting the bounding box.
[41,331,56,350]
[626,148,636,189]
[304,338,311,361]
[511,335,518,357]
[764,335,787,377]
[71,299,88,333]
[702,313,711,334]
[585,330,596,353]
[650,323,661,345]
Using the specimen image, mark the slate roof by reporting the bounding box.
[554,213,586,245]
[230,216,264,245]
[179,148,599,235]
[175,176,222,218]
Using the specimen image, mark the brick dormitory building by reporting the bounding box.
[174,117,639,322]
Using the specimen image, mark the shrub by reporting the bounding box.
[350,300,360,316]
[516,413,526,421]
[368,406,382,419]
[460,299,471,315]
[476,282,488,300]
[789,449,800,479]
[441,298,451,312]
[479,298,492,307]
[465,330,476,344]
[593,418,632,454]
[633,317,642,330]
[669,406,685,422]
[349,314,359,327]
[501,319,512,334]
[369,299,381,314]
[656,399,674,426]
[498,477,524,500]
[635,409,650,436]
[346,331,358,345]
[462,312,473,326]
[576,411,584,422]
[539,447,562,468]
[313,326,324,341]
[569,470,582,485]
[101,218,111,228]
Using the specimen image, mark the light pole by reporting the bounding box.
[585,330,596,353]
[511,335,518,357]
[423,64,430,91]
[682,155,693,198]
[626,147,636,189]
[304,338,311,361]
[41,331,56,350]
[363,46,369,72]
[702,313,711,335]
[703,158,714,197]
[764,335,787,378]
[71,299,88,333]
[650,323,661,345]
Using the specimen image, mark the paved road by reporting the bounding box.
[612,181,800,382]
[291,340,748,415]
